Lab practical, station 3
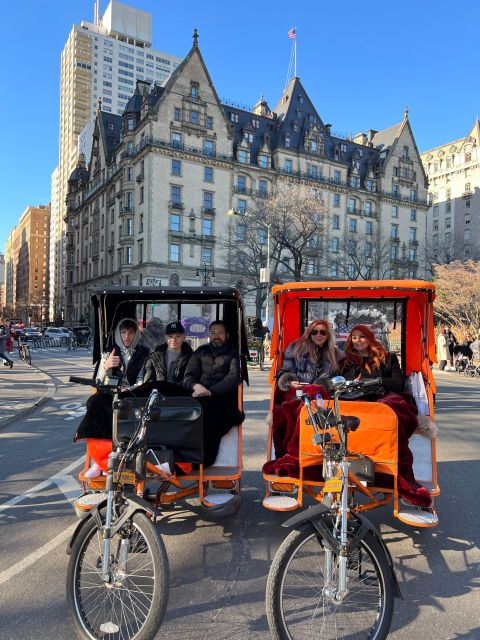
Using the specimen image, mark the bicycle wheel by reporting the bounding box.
[266,522,394,640]
[67,512,169,640]
[26,348,31,366]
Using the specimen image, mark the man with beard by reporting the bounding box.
[183,321,244,466]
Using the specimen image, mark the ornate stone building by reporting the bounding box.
[65,33,428,322]
[420,118,480,269]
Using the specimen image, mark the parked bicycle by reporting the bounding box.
[18,340,32,366]
[67,376,169,640]
[266,375,400,640]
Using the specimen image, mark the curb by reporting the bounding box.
[0,361,58,431]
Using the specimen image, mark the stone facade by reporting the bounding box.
[65,35,428,322]
[420,118,480,269]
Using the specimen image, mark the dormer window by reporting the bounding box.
[340,143,347,153]
[311,140,317,153]
[127,116,134,131]
[293,121,299,132]
[244,132,254,143]
[190,82,199,98]
[285,135,291,148]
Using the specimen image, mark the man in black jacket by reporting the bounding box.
[183,321,243,466]
[143,321,193,392]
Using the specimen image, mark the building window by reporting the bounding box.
[207,116,213,129]
[259,154,268,169]
[204,166,213,182]
[349,218,357,233]
[391,224,398,239]
[409,227,416,242]
[310,164,318,178]
[393,166,398,177]
[364,201,372,215]
[466,200,471,209]
[190,82,199,98]
[334,170,341,184]
[125,246,132,264]
[409,248,417,261]
[332,214,340,230]
[170,185,182,205]
[392,206,398,217]
[237,199,247,214]
[174,107,181,121]
[138,241,143,263]
[139,186,144,204]
[284,159,292,173]
[391,245,397,259]
[170,214,181,231]
[203,218,213,236]
[239,149,248,164]
[330,263,338,277]
[348,197,356,213]
[203,191,214,211]
[351,176,358,188]
[464,229,470,241]
[402,167,409,178]
[331,237,339,253]
[365,221,373,235]
[230,112,239,123]
[237,175,246,193]
[366,179,374,192]
[258,179,268,195]
[433,205,439,217]
[237,223,246,241]
[204,139,214,157]
[172,132,182,149]
[170,243,180,262]
[333,193,340,207]
[171,159,181,176]
[410,189,417,202]
[191,110,199,124]
[392,184,398,196]
[403,145,409,158]
[465,152,471,163]
[202,247,212,264]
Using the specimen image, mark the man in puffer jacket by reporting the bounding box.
[183,321,244,466]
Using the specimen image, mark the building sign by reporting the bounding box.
[145,277,162,286]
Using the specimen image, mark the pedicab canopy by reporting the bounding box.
[269,280,436,384]
[89,286,249,369]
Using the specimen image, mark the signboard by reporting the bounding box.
[145,277,162,286]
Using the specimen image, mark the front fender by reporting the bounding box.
[282,505,402,599]
[66,495,158,555]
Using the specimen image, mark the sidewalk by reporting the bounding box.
[0,355,56,429]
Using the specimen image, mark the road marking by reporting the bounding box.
[0,455,85,513]
[0,522,78,586]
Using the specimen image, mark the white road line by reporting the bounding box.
[0,455,85,513]
[0,522,78,586]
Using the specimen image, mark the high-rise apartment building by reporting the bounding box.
[4,205,51,323]
[64,35,429,322]
[420,118,480,270]
[50,0,181,321]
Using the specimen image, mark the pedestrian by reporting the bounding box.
[470,335,480,362]
[0,319,14,368]
[436,328,448,371]
[446,327,458,370]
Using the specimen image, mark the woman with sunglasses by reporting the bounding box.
[264,320,341,479]
[342,324,431,508]
[277,320,341,391]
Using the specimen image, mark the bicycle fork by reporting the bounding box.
[323,459,350,603]
[101,452,118,582]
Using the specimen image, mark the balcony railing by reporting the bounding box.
[201,206,216,215]
[169,200,184,210]
[120,205,134,215]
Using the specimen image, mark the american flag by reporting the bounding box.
[288,28,296,39]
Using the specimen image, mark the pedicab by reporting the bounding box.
[74,285,248,517]
[262,279,440,528]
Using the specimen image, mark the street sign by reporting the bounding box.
[260,267,270,283]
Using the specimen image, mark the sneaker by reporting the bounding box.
[84,463,103,479]
[9,362,13,369]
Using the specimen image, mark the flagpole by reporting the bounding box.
[294,37,297,77]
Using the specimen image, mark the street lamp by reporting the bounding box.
[196,262,215,286]
[228,209,271,326]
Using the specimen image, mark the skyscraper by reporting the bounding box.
[50,0,181,321]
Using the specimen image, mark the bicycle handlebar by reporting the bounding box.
[69,375,121,391]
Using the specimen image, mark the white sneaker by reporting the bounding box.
[84,463,103,478]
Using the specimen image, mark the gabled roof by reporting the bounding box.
[371,122,403,152]
[100,111,122,159]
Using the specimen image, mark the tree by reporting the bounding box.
[433,260,480,336]
[331,231,393,280]
[226,183,324,316]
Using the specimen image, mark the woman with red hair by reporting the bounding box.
[342,324,431,508]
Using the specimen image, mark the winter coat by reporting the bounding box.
[96,318,149,387]
[183,343,240,396]
[436,334,448,362]
[342,352,404,395]
[277,343,341,391]
[143,342,193,384]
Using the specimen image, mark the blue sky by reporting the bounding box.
[1,0,479,251]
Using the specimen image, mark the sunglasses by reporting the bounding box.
[311,329,328,336]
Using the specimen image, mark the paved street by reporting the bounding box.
[0,350,479,639]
